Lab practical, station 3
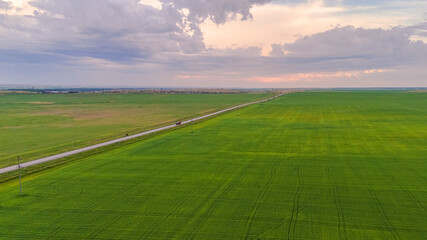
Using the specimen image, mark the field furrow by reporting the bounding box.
[0,91,426,239]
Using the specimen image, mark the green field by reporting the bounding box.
[0,91,426,239]
[0,92,271,168]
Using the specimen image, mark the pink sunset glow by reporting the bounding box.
[0,0,425,87]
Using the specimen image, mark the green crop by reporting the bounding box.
[0,91,425,239]
[0,92,271,168]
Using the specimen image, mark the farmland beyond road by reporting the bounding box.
[0,94,284,175]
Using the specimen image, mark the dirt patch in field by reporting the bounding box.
[13,102,55,104]
[1,126,25,129]
[0,91,32,94]
[27,102,55,104]
[27,107,167,125]
[408,90,427,92]
[29,108,121,120]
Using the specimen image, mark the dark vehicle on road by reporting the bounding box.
[176,121,182,125]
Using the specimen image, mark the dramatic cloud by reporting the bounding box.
[161,0,273,24]
[0,0,274,63]
[167,25,427,74]
[407,21,427,38]
[0,0,206,61]
[201,0,427,55]
[144,24,427,88]
[0,0,426,87]
[0,1,10,10]
[269,44,285,57]
[283,26,427,66]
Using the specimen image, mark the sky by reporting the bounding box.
[0,0,426,88]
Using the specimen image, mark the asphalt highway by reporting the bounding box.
[0,93,284,175]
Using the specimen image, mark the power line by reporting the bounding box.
[18,156,23,195]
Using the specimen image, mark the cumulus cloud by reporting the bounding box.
[0,1,10,10]
[0,1,426,87]
[0,0,207,62]
[406,21,427,37]
[150,25,427,85]
[282,26,427,66]
[160,0,273,24]
[269,44,285,57]
[0,0,273,64]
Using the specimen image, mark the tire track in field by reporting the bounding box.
[45,161,189,238]
[44,173,157,237]
[2,161,114,236]
[141,163,231,239]
[353,129,427,217]
[88,194,151,238]
[347,161,402,240]
[254,193,324,239]
[338,119,401,240]
[91,167,197,238]
[46,179,144,238]
[88,164,197,238]
[371,154,426,215]
[323,160,347,240]
[388,170,426,215]
[187,168,248,240]
[370,136,427,215]
[243,167,276,240]
[286,165,304,240]
[324,105,347,240]
[342,114,426,231]
[406,167,427,182]
[402,187,426,213]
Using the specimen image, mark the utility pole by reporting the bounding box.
[191,115,194,133]
[18,156,23,195]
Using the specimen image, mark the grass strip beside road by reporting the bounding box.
[0,92,275,168]
[1,91,425,239]
[0,94,282,182]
